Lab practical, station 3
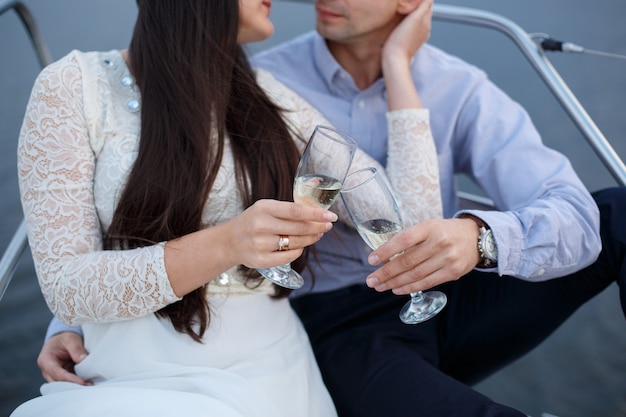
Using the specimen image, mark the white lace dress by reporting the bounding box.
[11,50,441,417]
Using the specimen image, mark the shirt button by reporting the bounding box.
[358,100,365,109]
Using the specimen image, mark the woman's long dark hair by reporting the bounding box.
[104,0,303,342]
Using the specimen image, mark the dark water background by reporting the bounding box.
[1,1,625,416]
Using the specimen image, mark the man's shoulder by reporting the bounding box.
[251,32,320,90]
[252,31,317,68]
[412,44,490,97]
[420,44,486,76]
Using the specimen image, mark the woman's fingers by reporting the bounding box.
[230,200,337,268]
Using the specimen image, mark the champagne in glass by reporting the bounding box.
[356,218,403,249]
[294,174,343,209]
[341,167,447,324]
[258,126,357,289]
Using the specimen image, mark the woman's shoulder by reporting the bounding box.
[29,50,90,102]
[254,68,299,107]
[254,68,279,90]
[40,50,123,79]
[39,49,132,109]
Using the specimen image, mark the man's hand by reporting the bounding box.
[366,217,482,294]
[37,331,91,385]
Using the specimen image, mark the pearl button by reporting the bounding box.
[216,273,231,286]
[126,98,140,112]
[121,76,134,87]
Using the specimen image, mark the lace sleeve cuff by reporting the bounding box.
[385,108,443,225]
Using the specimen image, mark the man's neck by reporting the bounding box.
[327,40,383,91]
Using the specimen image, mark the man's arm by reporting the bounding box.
[362,2,600,296]
[45,316,83,341]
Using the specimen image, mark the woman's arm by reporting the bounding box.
[19,54,337,325]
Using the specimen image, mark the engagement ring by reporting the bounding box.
[277,235,289,251]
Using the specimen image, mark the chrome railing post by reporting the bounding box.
[0,0,52,67]
[0,0,51,303]
[0,221,28,301]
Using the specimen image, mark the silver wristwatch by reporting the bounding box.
[477,226,498,267]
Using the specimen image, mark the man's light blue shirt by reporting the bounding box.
[252,31,600,296]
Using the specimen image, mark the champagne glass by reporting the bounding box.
[258,125,357,289]
[340,167,447,324]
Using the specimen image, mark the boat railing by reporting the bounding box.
[432,4,626,188]
[1,2,625,303]
[0,0,51,68]
[0,0,52,303]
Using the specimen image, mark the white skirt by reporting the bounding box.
[11,293,337,417]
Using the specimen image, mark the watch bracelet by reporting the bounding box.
[458,213,497,268]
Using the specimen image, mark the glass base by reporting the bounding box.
[257,263,304,289]
[399,290,447,324]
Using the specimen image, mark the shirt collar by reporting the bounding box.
[312,33,359,96]
[311,32,386,97]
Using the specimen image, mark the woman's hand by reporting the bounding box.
[164,199,337,296]
[382,0,433,111]
[224,199,337,269]
[383,0,433,66]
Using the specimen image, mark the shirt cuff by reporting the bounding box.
[45,317,83,342]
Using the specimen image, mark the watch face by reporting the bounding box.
[483,231,497,261]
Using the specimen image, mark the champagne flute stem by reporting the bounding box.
[410,291,425,303]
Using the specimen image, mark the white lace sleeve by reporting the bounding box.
[386,109,443,226]
[17,54,180,326]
